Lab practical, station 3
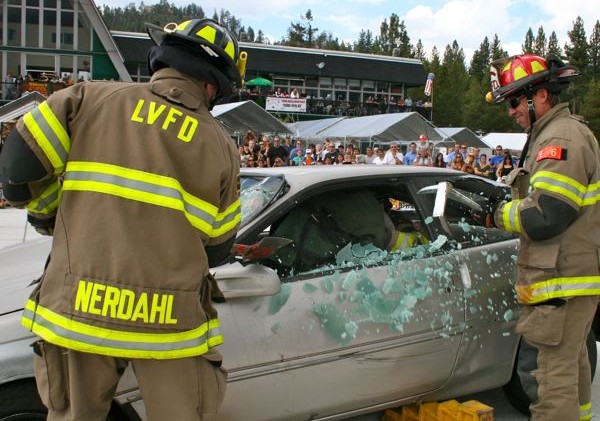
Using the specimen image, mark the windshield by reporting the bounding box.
[240,175,286,227]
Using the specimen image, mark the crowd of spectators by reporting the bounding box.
[237,131,516,183]
[237,84,432,119]
[2,70,90,101]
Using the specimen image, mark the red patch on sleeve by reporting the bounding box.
[536,146,564,162]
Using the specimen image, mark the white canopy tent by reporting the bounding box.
[211,100,291,138]
[289,112,442,147]
[286,117,345,140]
[482,132,527,152]
[435,127,488,148]
[0,91,46,123]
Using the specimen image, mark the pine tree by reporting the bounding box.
[580,79,600,138]
[435,41,469,127]
[371,14,412,56]
[522,28,534,53]
[412,39,427,63]
[246,27,255,42]
[564,16,589,71]
[284,9,319,48]
[534,26,547,56]
[490,34,507,60]
[255,30,267,44]
[547,31,562,57]
[469,36,491,79]
[354,30,374,53]
[589,21,600,76]
[564,16,589,114]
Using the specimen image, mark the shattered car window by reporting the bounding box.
[264,186,436,277]
[240,175,286,227]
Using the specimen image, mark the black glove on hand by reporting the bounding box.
[472,198,503,228]
[27,213,56,236]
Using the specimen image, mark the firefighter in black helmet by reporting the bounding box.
[0,18,244,421]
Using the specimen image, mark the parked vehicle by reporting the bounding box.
[0,166,596,421]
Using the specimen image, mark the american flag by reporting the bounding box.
[424,73,435,97]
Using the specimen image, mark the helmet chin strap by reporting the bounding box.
[526,94,536,127]
[517,93,536,168]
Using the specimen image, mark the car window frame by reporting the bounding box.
[237,173,454,283]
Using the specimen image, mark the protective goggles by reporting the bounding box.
[507,95,526,109]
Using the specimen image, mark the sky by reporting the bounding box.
[101,0,598,61]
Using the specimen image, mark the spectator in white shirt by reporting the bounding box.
[383,143,404,165]
[372,148,386,165]
[363,146,376,164]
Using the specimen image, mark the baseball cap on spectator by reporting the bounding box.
[305,149,312,154]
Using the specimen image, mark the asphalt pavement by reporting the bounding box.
[0,206,42,250]
[1,207,598,420]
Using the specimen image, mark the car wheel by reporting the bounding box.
[0,379,132,421]
[0,380,46,421]
[503,330,597,415]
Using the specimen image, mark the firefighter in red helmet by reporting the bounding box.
[0,19,244,421]
[482,54,600,421]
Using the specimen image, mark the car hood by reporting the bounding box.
[0,238,52,315]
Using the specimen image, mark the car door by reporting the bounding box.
[415,175,522,397]
[208,175,466,421]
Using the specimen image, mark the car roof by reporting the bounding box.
[241,165,460,189]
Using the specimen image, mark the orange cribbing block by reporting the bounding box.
[381,408,404,421]
[437,400,461,421]
[457,400,494,421]
[400,404,420,421]
[419,402,439,421]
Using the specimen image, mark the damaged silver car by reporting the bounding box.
[0,165,596,421]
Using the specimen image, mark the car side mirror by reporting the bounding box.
[212,262,281,299]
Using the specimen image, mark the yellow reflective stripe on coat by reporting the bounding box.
[26,180,61,216]
[62,161,240,238]
[531,170,598,208]
[391,232,428,252]
[22,102,70,173]
[501,200,522,234]
[21,300,223,359]
[583,181,600,206]
[515,276,600,304]
[580,402,592,421]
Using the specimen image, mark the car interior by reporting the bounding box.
[262,183,429,277]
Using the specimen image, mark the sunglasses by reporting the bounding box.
[507,95,526,109]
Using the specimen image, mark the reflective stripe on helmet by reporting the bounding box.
[62,161,241,238]
[224,41,236,61]
[177,20,191,31]
[196,25,217,43]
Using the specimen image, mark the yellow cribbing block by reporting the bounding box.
[381,408,404,421]
[401,404,420,421]
[438,399,461,421]
[458,400,494,421]
[389,399,493,421]
[419,402,439,421]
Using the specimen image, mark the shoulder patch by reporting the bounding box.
[536,146,567,162]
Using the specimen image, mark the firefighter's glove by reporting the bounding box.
[471,199,503,229]
[27,213,56,236]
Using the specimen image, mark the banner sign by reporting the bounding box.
[265,97,307,113]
